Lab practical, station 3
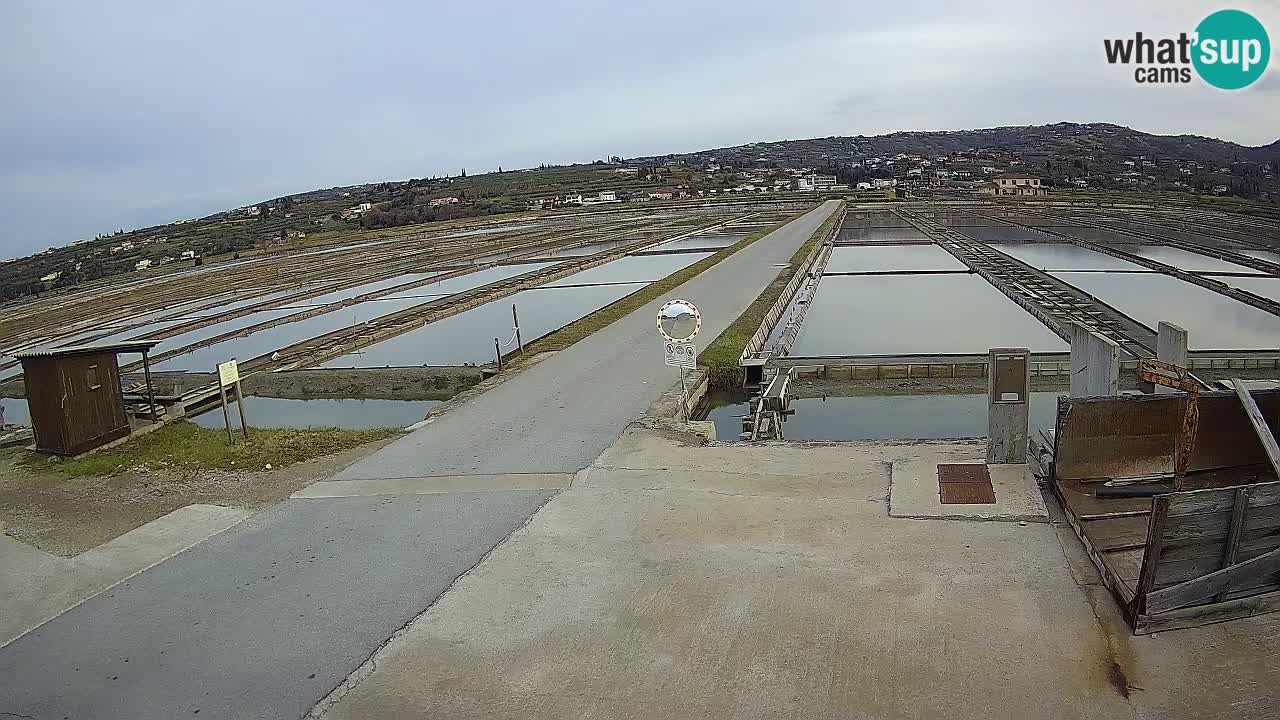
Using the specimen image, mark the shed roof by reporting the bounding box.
[13,340,161,360]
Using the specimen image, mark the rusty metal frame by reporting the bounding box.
[1137,358,1201,490]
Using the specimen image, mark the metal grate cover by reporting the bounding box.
[938,463,996,504]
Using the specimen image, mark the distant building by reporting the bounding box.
[991,174,1047,196]
[134,259,152,271]
[428,196,461,207]
[39,271,61,283]
[180,250,197,260]
[581,190,619,205]
[614,167,639,176]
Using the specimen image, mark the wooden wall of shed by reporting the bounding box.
[21,357,64,453]
[1054,390,1280,481]
[22,351,129,455]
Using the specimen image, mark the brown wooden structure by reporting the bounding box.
[14,340,160,456]
[1043,387,1280,633]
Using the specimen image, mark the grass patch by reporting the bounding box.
[20,421,399,477]
[698,202,844,388]
[518,210,809,355]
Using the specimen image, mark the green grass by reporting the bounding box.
[20,421,399,477]
[518,211,809,356]
[698,203,844,388]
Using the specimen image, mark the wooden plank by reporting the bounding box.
[1164,480,1280,517]
[1135,496,1170,611]
[1215,488,1250,602]
[1051,478,1137,608]
[1080,515,1150,552]
[1135,588,1280,635]
[1233,379,1280,481]
[1146,545,1280,614]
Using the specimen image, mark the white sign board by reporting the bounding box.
[664,341,697,369]
[217,359,240,388]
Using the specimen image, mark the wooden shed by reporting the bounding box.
[14,340,160,456]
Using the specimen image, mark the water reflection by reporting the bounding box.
[1053,272,1280,350]
[824,245,965,273]
[986,243,1144,272]
[792,274,1067,356]
[705,391,1062,441]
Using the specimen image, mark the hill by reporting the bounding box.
[3,122,1277,303]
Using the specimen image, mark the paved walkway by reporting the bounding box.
[0,201,838,720]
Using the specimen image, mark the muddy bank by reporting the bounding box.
[114,366,484,402]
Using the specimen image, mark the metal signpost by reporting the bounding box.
[657,299,701,422]
[215,359,249,444]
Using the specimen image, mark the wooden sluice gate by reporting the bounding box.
[1039,377,1280,634]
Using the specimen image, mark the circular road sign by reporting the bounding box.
[657,299,701,342]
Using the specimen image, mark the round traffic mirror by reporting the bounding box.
[657,299,701,342]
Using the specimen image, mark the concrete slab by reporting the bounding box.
[293,473,575,498]
[889,457,1049,522]
[1,504,250,647]
[311,428,1280,720]
[0,491,557,720]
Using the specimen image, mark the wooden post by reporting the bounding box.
[494,337,503,371]
[218,383,234,445]
[141,349,158,423]
[513,303,523,354]
[233,379,249,440]
[1232,378,1280,480]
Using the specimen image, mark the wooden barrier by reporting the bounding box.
[1047,388,1280,634]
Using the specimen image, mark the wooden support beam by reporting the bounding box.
[1134,497,1170,615]
[1232,378,1280,481]
[1214,487,1251,603]
[1146,545,1280,615]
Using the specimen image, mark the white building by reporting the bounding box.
[991,174,1047,196]
[180,250,197,260]
[135,259,153,271]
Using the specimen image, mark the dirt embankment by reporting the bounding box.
[110,367,484,402]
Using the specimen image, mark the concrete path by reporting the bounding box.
[0,492,556,720]
[0,202,837,720]
[1,504,251,647]
[333,200,840,479]
[315,428,1280,720]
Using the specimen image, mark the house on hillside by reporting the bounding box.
[991,174,1047,196]
[134,259,152,271]
[428,196,461,207]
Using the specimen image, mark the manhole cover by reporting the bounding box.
[938,463,990,485]
[938,463,996,505]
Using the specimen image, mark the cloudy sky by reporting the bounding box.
[2,0,1278,257]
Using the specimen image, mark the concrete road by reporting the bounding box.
[0,202,837,720]
[0,492,556,720]
[333,200,840,479]
[316,428,1280,720]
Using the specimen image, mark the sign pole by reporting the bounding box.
[679,365,689,422]
[513,303,523,355]
[233,378,249,440]
[218,381,234,445]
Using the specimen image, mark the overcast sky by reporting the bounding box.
[2,0,1278,257]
